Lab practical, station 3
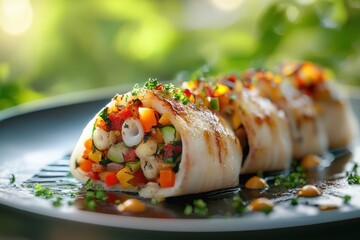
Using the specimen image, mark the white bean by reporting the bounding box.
[135,139,157,158]
[140,156,159,180]
[93,128,112,150]
[121,118,144,147]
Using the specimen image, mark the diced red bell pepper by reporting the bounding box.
[108,108,132,130]
[128,169,148,186]
[124,148,137,162]
[104,172,119,187]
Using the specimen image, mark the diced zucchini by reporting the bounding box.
[209,97,220,111]
[161,126,176,143]
[107,142,128,163]
[126,161,140,172]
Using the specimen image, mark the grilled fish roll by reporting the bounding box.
[70,80,242,200]
[182,77,292,174]
[242,69,328,159]
[279,61,358,149]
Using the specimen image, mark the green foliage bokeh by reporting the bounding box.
[1,0,360,110]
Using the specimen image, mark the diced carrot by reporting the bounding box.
[82,148,91,159]
[138,107,157,132]
[218,95,230,109]
[96,118,107,130]
[84,138,93,149]
[159,168,175,188]
[79,159,93,172]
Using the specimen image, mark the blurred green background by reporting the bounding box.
[1,0,360,110]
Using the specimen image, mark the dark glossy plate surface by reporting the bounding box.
[1,87,360,239]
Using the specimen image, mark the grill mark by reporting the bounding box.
[206,111,223,164]
[203,130,213,157]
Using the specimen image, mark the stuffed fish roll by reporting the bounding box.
[70,79,242,200]
[279,61,358,149]
[242,69,328,159]
[182,76,292,174]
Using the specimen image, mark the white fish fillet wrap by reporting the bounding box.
[279,61,358,150]
[256,80,328,159]
[233,90,292,174]
[314,92,358,149]
[280,83,328,158]
[70,89,242,200]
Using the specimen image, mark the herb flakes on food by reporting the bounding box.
[232,196,247,214]
[274,166,306,188]
[9,174,15,184]
[34,184,54,199]
[344,195,351,203]
[347,163,360,185]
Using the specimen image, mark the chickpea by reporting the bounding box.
[248,198,274,212]
[300,154,321,169]
[245,176,268,189]
[118,198,146,213]
[297,185,322,197]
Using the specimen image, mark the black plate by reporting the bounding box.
[1,87,360,240]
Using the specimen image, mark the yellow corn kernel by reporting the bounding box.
[88,150,102,163]
[158,113,171,126]
[116,166,134,188]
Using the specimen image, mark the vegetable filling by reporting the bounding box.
[77,98,182,189]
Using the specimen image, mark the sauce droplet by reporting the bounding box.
[248,198,274,212]
[300,154,321,169]
[318,204,339,211]
[298,185,322,197]
[118,198,146,213]
[245,176,268,189]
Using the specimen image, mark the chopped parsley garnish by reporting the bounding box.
[34,184,54,199]
[183,199,209,216]
[99,107,110,126]
[184,205,193,215]
[52,197,63,207]
[99,158,112,166]
[130,79,191,105]
[347,163,360,185]
[144,78,160,89]
[344,195,351,203]
[9,174,15,184]
[232,196,247,214]
[290,197,299,206]
[84,189,108,210]
[193,199,208,216]
[262,207,273,215]
[151,198,158,205]
[274,166,306,188]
